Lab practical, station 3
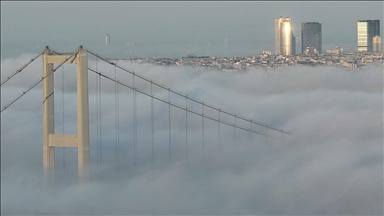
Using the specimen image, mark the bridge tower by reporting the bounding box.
[42,46,89,183]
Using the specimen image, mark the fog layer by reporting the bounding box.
[1,54,383,215]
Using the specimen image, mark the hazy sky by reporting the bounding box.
[1,1,383,57]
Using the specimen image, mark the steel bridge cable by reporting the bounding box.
[95,55,100,176]
[202,102,204,161]
[98,55,103,172]
[218,109,221,149]
[250,120,253,144]
[185,96,188,162]
[168,88,171,164]
[86,67,280,141]
[84,47,293,135]
[1,50,80,113]
[87,67,273,137]
[115,64,120,176]
[234,115,237,146]
[0,49,45,87]
[117,69,120,175]
[83,48,293,136]
[133,74,137,174]
[151,81,154,170]
[62,64,65,178]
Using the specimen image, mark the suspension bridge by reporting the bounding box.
[1,45,293,183]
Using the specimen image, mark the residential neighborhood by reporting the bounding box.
[128,49,384,71]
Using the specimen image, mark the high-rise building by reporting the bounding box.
[301,22,322,54]
[275,17,295,55]
[291,34,296,55]
[373,36,382,52]
[357,20,380,52]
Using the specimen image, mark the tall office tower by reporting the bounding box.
[373,36,382,52]
[291,34,296,55]
[357,20,380,52]
[301,22,322,54]
[275,17,294,55]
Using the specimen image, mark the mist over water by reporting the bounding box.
[1,53,383,215]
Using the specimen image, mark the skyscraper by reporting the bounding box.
[291,34,296,55]
[275,17,295,55]
[357,20,380,52]
[301,22,322,54]
[373,36,382,52]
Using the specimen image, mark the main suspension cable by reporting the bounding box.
[1,50,79,113]
[83,48,293,136]
[1,49,45,86]
[87,67,276,139]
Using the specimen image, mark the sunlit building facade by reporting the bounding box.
[275,17,295,55]
[373,36,381,52]
[357,20,380,52]
[301,22,322,54]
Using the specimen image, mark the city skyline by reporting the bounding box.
[2,2,383,58]
[277,18,383,56]
[1,2,383,215]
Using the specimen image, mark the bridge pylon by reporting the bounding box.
[42,46,89,183]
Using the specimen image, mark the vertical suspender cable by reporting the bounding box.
[281,130,283,144]
[249,129,251,145]
[115,65,119,176]
[117,71,120,175]
[99,56,102,169]
[133,74,137,174]
[185,96,188,162]
[62,65,65,177]
[151,81,154,170]
[218,109,221,149]
[95,55,100,176]
[168,89,171,164]
[202,102,204,161]
[234,115,237,146]
[250,121,253,144]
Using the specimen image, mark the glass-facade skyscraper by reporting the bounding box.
[275,17,295,55]
[301,22,322,54]
[357,20,380,52]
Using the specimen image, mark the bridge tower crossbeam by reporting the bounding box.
[42,46,89,183]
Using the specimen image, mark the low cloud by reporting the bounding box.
[1,53,383,215]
